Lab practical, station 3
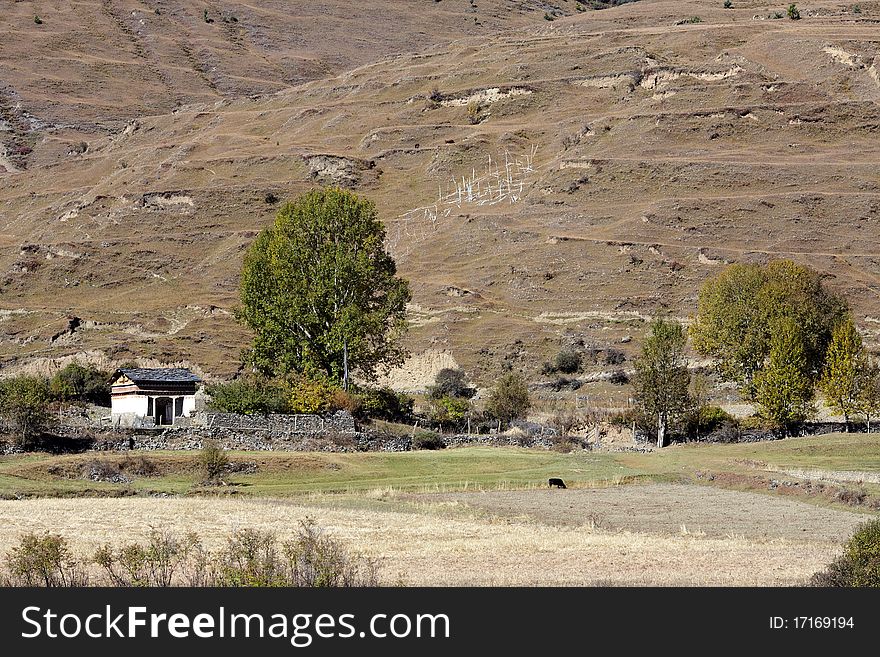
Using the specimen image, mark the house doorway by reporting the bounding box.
[155,397,174,426]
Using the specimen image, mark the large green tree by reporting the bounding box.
[0,376,51,446]
[691,260,848,398]
[632,318,691,448]
[820,318,866,430]
[238,188,411,383]
[754,318,815,436]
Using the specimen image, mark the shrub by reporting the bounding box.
[206,376,289,414]
[811,519,880,586]
[94,530,192,587]
[686,405,734,439]
[554,349,582,374]
[787,3,800,19]
[466,101,482,124]
[604,348,626,365]
[429,88,444,103]
[199,440,229,481]
[50,362,110,405]
[429,395,471,428]
[5,532,87,586]
[214,520,378,587]
[608,370,629,385]
[724,0,733,7]
[118,454,159,476]
[34,15,43,24]
[0,375,52,446]
[429,368,475,399]
[485,373,531,427]
[285,375,338,414]
[329,388,360,415]
[356,386,413,422]
[413,430,445,450]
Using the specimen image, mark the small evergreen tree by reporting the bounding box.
[755,318,814,436]
[820,318,866,430]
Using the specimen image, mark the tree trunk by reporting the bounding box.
[844,412,849,433]
[657,412,666,449]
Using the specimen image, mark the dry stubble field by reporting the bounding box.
[0,483,866,586]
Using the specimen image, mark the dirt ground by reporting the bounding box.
[426,483,867,542]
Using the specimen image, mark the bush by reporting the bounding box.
[285,375,337,414]
[94,530,193,587]
[3,524,379,587]
[0,375,52,445]
[199,440,229,481]
[608,370,629,385]
[811,519,880,586]
[118,454,159,476]
[486,373,531,427]
[50,362,110,405]
[413,430,445,450]
[34,15,43,24]
[724,0,732,7]
[206,376,288,414]
[5,532,87,586]
[429,368,475,399]
[686,405,735,439]
[356,386,413,422]
[554,349,581,374]
[214,520,378,587]
[787,3,800,19]
[429,396,471,426]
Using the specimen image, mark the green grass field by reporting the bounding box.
[0,433,878,506]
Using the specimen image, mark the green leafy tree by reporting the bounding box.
[820,318,866,430]
[238,188,411,383]
[485,373,530,428]
[632,319,691,448]
[691,260,848,398]
[50,362,110,405]
[754,318,814,436]
[0,376,51,446]
[856,359,880,432]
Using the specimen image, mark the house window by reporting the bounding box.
[175,397,184,418]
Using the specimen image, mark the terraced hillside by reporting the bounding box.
[1,0,879,387]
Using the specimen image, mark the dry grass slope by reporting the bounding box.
[1,0,880,383]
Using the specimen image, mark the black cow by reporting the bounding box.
[548,478,567,489]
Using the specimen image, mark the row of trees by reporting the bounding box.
[633,260,879,444]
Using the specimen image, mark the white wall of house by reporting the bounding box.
[111,394,148,417]
[182,395,196,417]
[111,393,196,426]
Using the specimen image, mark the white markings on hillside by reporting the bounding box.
[388,145,538,257]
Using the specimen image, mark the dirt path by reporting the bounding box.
[426,483,868,542]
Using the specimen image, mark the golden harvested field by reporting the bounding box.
[0,484,863,586]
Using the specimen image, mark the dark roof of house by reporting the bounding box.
[112,368,202,385]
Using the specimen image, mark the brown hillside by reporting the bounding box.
[2,0,880,387]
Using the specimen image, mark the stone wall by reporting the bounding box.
[195,411,357,434]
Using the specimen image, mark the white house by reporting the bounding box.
[109,368,201,427]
